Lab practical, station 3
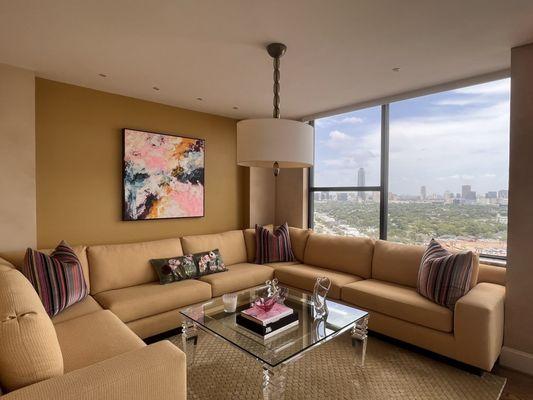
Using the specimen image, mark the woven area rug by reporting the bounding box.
[168,331,505,400]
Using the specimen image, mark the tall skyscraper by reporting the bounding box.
[357,168,365,186]
[357,168,366,200]
[420,185,427,200]
[461,185,471,199]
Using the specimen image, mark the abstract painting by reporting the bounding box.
[123,129,205,220]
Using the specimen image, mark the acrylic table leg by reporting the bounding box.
[262,364,287,400]
[181,320,198,365]
[351,315,369,366]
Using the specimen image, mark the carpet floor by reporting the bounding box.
[167,331,506,400]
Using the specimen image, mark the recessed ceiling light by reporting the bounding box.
[152,86,160,91]
[233,106,239,110]
[196,97,203,101]
[392,67,401,72]
[98,73,107,78]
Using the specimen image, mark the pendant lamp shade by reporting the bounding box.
[237,118,314,168]
[236,42,314,173]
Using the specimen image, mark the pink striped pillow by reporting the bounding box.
[255,223,295,264]
[22,241,88,317]
[417,239,474,309]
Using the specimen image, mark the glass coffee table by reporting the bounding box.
[179,285,369,400]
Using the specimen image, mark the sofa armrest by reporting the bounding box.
[454,282,505,370]
[2,341,186,400]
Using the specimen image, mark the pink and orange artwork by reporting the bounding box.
[123,129,204,220]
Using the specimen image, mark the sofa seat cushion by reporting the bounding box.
[54,310,145,372]
[199,263,274,297]
[264,261,301,270]
[52,295,102,324]
[341,279,453,333]
[275,264,362,299]
[93,280,212,323]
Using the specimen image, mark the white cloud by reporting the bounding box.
[453,78,510,95]
[432,97,488,106]
[387,100,510,195]
[341,116,364,124]
[329,130,350,141]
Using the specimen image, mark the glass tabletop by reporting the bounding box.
[179,285,368,367]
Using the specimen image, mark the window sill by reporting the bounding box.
[480,256,507,268]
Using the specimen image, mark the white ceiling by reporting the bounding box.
[1,0,533,120]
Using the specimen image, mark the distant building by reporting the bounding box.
[498,189,509,199]
[461,185,471,199]
[357,168,366,201]
[337,192,348,201]
[462,185,476,201]
[420,186,427,200]
[486,191,497,199]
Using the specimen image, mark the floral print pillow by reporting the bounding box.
[192,249,227,276]
[150,254,198,284]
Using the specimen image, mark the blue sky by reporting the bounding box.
[314,78,510,196]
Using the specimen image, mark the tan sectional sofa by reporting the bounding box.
[0,226,506,397]
[0,260,186,400]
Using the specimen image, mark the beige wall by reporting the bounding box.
[245,167,309,229]
[275,168,309,228]
[0,64,36,253]
[502,43,533,373]
[246,167,275,228]
[35,79,244,248]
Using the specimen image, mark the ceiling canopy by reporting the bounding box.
[1,0,532,119]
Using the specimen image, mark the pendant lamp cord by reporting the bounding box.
[273,56,281,119]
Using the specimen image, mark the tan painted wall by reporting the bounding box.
[246,167,275,228]
[504,43,533,360]
[275,168,309,228]
[0,64,36,253]
[245,167,309,229]
[35,79,244,248]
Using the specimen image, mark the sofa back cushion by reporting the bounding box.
[88,238,183,294]
[0,265,64,391]
[289,227,311,262]
[372,240,480,289]
[372,240,425,288]
[478,263,506,285]
[303,233,373,278]
[181,230,247,266]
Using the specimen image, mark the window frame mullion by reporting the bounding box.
[379,104,390,240]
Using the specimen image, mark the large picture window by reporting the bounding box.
[309,78,510,259]
[310,107,383,239]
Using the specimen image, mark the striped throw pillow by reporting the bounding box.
[417,239,475,309]
[22,241,88,317]
[255,223,295,264]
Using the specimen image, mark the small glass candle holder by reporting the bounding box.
[222,293,238,313]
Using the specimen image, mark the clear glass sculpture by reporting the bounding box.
[311,276,331,319]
